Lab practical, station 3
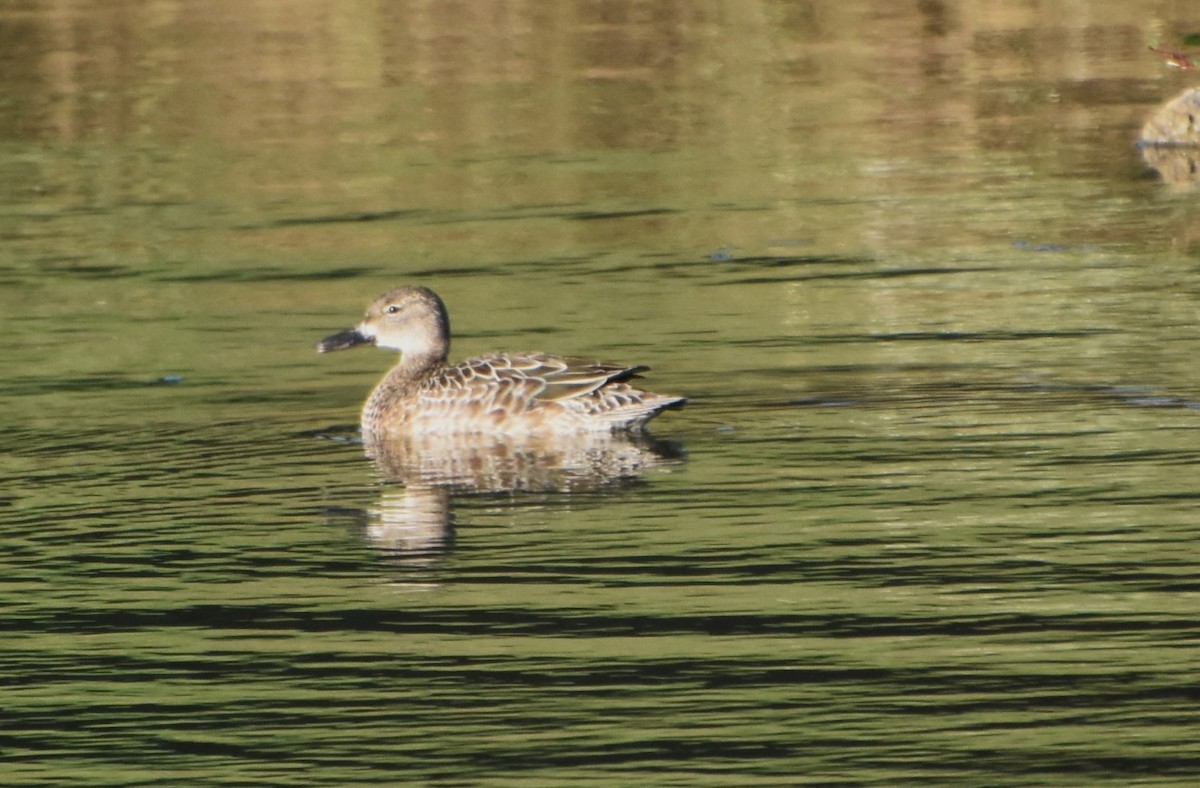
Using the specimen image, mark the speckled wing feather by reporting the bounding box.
[423,353,678,428]
[412,357,545,420]
[487,354,644,399]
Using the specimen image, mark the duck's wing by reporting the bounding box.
[484,353,685,425]
[432,353,683,429]
[490,353,647,402]
[420,356,545,415]
[434,353,639,405]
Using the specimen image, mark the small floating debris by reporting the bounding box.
[298,425,364,444]
[1013,239,1065,253]
[1011,239,1096,254]
[1149,45,1197,71]
[155,375,184,385]
[1122,396,1181,408]
[319,434,363,444]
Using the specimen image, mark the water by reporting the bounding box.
[4,1,1200,784]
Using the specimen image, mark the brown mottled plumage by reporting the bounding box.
[318,286,686,440]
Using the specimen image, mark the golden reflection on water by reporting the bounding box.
[3,1,1183,243]
[6,0,1197,371]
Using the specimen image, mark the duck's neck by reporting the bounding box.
[362,352,445,439]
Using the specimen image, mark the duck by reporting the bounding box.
[317,285,686,439]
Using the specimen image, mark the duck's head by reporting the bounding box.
[318,285,450,362]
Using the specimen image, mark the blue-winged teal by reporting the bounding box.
[318,286,686,437]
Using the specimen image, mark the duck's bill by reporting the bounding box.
[317,327,373,353]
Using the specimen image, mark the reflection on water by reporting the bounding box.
[368,430,684,492]
[364,431,684,559]
[1139,86,1200,188]
[369,485,455,559]
[5,0,1200,784]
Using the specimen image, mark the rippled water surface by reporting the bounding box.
[5,2,1200,785]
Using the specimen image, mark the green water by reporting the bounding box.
[4,2,1200,785]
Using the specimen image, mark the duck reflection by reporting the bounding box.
[366,485,455,559]
[1139,87,1200,188]
[361,431,684,559]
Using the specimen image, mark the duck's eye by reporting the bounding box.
[386,305,401,315]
